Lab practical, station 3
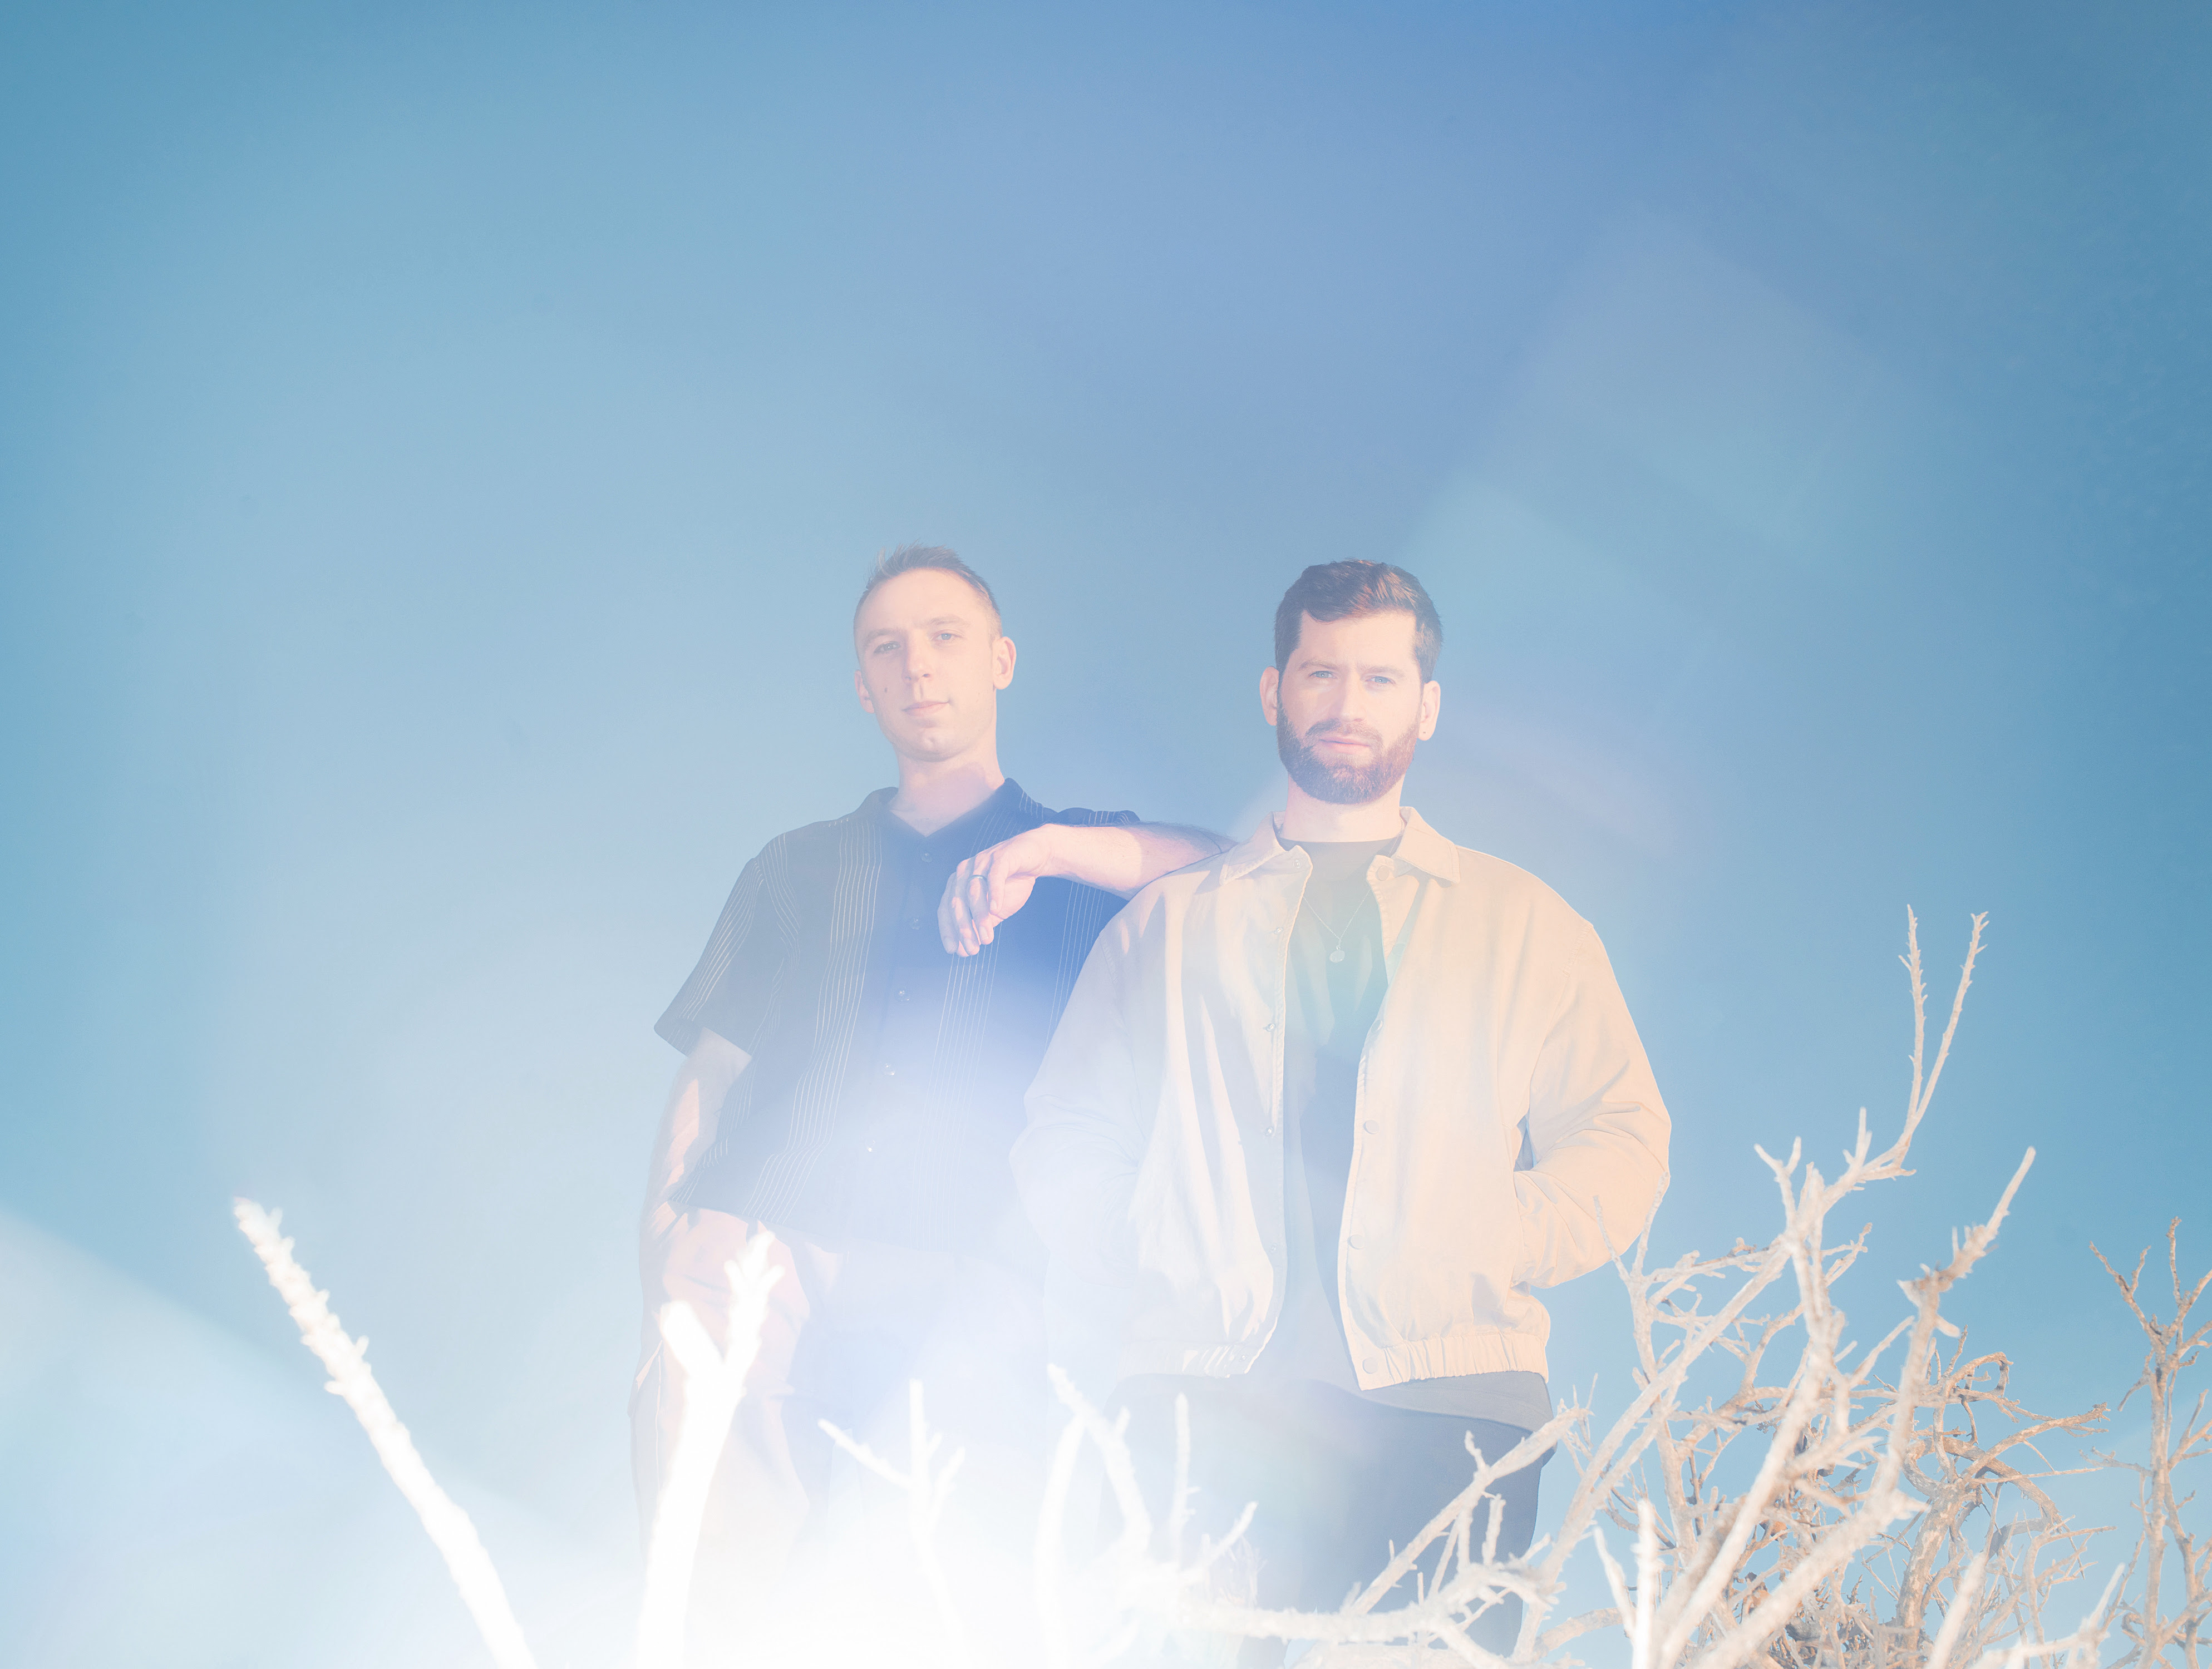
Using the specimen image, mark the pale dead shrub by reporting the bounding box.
[233,912,2207,1669]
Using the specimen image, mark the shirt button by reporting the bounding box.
[1347,1236,1365,1250]
[1361,1119,1379,1133]
[1363,1357,1380,1373]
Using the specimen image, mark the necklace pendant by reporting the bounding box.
[1329,948,1347,963]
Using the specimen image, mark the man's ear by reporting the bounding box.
[1259,665,1282,727]
[1417,678,1441,742]
[993,634,1017,690]
[854,666,876,714]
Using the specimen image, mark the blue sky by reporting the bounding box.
[2,3,2206,1662]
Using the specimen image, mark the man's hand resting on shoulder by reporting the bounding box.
[938,821,1228,956]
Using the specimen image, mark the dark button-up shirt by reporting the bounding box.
[657,780,1137,1258]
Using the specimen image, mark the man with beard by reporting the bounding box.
[1014,561,1671,1663]
[638,545,1224,1658]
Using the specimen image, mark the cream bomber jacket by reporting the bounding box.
[1013,808,1671,1390]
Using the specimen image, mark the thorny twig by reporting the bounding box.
[233,1199,541,1669]
[2091,1224,2212,1669]
[822,1380,976,1666]
[234,911,2210,1669]
[636,1230,784,1669]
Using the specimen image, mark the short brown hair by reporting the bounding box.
[853,544,1002,636]
[1274,561,1442,681]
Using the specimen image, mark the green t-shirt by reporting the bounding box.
[1250,833,1551,1432]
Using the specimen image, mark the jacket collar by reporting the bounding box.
[1220,805,1460,884]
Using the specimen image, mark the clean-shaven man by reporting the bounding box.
[638,545,1222,1652]
[1014,560,1671,1662]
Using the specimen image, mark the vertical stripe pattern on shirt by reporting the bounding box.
[746,810,885,1222]
[659,781,1141,1251]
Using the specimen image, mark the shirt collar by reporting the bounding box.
[1220,805,1460,885]
[871,778,1031,851]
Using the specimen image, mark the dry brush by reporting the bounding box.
[231,913,2207,1669]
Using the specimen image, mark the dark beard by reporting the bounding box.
[1276,714,1420,806]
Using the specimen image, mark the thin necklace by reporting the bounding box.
[1284,821,1375,962]
[1307,895,1362,963]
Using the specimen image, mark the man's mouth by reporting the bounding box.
[905,699,950,714]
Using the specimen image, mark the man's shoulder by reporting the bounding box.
[1422,840,1612,977]
[742,792,890,871]
[1036,806,1143,829]
[1003,779,1140,832]
[1448,843,1577,907]
[1111,842,1244,924]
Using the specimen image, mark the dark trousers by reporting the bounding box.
[1111,1377,1544,1665]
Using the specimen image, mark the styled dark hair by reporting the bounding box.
[853,544,1003,634]
[1273,561,1442,681]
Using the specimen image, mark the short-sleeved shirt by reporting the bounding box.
[1252,834,1552,1433]
[658,779,1137,1260]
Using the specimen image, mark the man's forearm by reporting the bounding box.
[939,821,1228,954]
[1045,822,1228,897]
[642,1030,749,1235]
